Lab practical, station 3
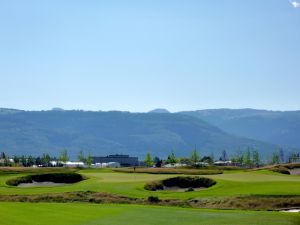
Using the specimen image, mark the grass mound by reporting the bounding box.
[269,166,290,175]
[0,167,76,175]
[261,163,300,175]
[6,172,85,186]
[144,176,216,191]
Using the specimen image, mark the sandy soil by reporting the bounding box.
[163,186,206,192]
[280,208,300,213]
[289,168,300,175]
[18,181,66,187]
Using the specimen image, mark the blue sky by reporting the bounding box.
[0,0,299,112]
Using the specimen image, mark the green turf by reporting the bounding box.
[0,202,299,225]
[0,169,299,199]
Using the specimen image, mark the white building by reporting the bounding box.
[92,162,120,168]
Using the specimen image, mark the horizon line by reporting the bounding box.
[1,107,300,113]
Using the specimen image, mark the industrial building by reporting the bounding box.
[92,154,138,167]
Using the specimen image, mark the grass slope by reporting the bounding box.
[0,169,299,199]
[0,202,299,225]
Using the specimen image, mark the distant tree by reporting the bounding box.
[209,153,215,164]
[86,152,93,167]
[296,153,300,162]
[166,150,177,164]
[13,155,20,165]
[35,156,42,166]
[77,150,86,163]
[219,150,228,161]
[252,150,260,167]
[153,157,162,167]
[271,152,280,165]
[190,149,200,166]
[243,148,251,167]
[1,152,9,166]
[0,152,6,159]
[279,148,285,163]
[27,155,35,167]
[144,152,153,167]
[230,156,238,165]
[201,156,213,164]
[232,150,244,165]
[41,153,51,166]
[20,155,27,167]
[236,150,244,165]
[288,151,299,163]
[59,149,69,163]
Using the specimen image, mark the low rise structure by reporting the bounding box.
[93,162,120,168]
[92,154,138,167]
[214,160,233,166]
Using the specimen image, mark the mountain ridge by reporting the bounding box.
[0,109,280,159]
[180,108,300,149]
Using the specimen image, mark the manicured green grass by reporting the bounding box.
[0,168,299,224]
[0,202,299,225]
[0,168,299,199]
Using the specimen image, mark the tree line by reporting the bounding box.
[144,147,300,168]
[0,147,299,167]
[0,149,93,167]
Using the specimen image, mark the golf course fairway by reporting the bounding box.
[0,202,299,225]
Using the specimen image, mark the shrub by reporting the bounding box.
[186,187,194,192]
[148,196,160,203]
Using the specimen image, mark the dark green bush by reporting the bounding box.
[148,196,160,203]
[186,187,194,192]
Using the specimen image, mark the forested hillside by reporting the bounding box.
[0,109,278,158]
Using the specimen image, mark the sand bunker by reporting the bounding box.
[289,168,300,175]
[6,172,85,187]
[144,176,216,191]
[18,181,67,187]
[280,208,300,213]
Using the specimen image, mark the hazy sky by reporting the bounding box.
[0,0,299,112]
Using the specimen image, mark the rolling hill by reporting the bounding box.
[0,109,278,159]
[180,109,300,149]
